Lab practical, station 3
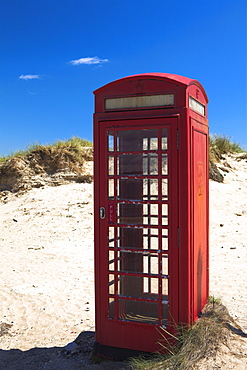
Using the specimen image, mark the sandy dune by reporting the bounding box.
[0,155,246,368]
[0,182,94,352]
[209,155,247,333]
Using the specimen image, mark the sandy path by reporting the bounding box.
[0,183,94,351]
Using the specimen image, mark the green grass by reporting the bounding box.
[0,137,93,164]
[0,149,29,163]
[129,299,237,370]
[209,134,246,166]
[209,134,245,159]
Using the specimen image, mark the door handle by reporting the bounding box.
[100,207,105,219]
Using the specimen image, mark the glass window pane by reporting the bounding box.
[162,255,168,275]
[143,277,159,295]
[143,138,148,151]
[162,204,168,225]
[150,137,158,150]
[162,129,168,150]
[118,179,160,201]
[117,178,160,201]
[118,179,143,201]
[118,275,144,298]
[108,179,114,199]
[118,275,159,299]
[120,155,161,175]
[116,227,159,250]
[145,204,158,215]
[109,250,114,271]
[162,278,168,296]
[109,274,115,295]
[143,254,159,274]
[162,302,168,326]
[118,250,143,274]
[117,203,143,225]
[143,233,159,250]
[143,154,158,175]
[162,235,168,250]
[117,251,159,275]
[108,132,114,152]
[109,297,114,319]
[108,156,114,175]
[162,179,168,200]
[162,204,168,216]
[117,203,159,226]
[108,227,114,239]
[162,217,168,226]
[108,227,114,247]
[143,137,158,150]
[143,179,158,201]
[117,227,143,249]
[117,155,143,175]
[117,129,158,152]
[117,153,158,176]
[118,299,158,324]
[143,216,158,226]
[162,154,168,175]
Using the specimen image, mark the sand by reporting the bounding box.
[209,155,247,333]
[0,182,95,351]
[0,155,246,369]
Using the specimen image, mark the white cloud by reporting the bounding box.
[69,56,109,65]
[19,74,40,80]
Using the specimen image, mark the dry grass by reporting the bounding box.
[208,134,246,182]
[0,137,93,164]
[0,137,93,193]
[209,134,245,163]
[129,300,242,369]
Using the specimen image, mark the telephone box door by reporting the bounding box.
[96,117,179,352]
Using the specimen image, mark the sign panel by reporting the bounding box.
[105,94,174,110]
[189,96,205,116]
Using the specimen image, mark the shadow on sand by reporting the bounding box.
[0,330,131,370]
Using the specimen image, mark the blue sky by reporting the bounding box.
[0,0,246,156]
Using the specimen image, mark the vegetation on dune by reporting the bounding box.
[0,137,93,164]
[129,299,242,370]
[208,134,245,183]
[209,134,245,163]
[0,137,93,193]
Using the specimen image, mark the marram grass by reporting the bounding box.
[129,299,238,370]
[0,137,93,164]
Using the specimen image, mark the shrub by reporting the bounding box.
[209,134,245,157]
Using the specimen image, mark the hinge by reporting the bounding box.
[176,129,179,149]
[177,227,180,247]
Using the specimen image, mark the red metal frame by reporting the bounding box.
[93,73,209,356]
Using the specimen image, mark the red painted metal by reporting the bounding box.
[93,73,209,357]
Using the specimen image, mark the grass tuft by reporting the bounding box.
[0,137,93,164]
[209,134,245,163]
[129,300,239,369]
[0,137,93,192]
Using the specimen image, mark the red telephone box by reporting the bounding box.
[93,73,209,359]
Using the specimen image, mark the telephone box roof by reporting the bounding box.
[94,73,208,103]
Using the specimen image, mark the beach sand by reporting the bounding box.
[0,155,246,369]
